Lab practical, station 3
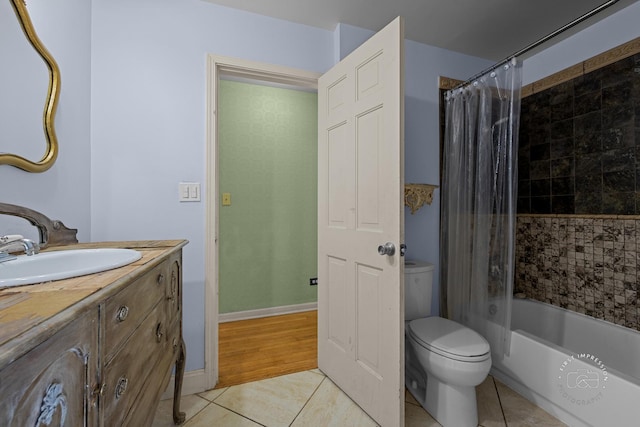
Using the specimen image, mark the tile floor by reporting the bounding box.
[153,370,566,427]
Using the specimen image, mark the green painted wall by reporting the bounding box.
[218,79,318,314]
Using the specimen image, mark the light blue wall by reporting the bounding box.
[0,0,92,240]
[403,40,495,315]
[523,1,640,85]
[89,0,333,371]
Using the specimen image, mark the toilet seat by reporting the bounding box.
[408,317,490,362]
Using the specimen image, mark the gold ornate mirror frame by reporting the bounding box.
[1,0,61,172]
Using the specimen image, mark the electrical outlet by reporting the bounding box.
[309,277,318,286]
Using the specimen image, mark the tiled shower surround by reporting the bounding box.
[513,40,640,332]
[517,51,640,215]
[514,215,639,332]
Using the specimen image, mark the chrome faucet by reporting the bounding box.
[0,234,40,262]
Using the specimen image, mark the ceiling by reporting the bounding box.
[202,0,637,60]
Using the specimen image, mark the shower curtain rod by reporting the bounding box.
[451,0,620,91]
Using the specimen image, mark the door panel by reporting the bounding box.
[327,256,349,352]
[318,17,405,427]
[357,107,383,229]
[356,264,382,374]
[327,123,353,228]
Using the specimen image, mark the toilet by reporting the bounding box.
[404,261,491,427]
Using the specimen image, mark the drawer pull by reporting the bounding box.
[156,323,164,343]
[115,376,128,399]
[157,273,165,285]
[168,271,178,303]
[116,305,129,322]
[91,382,107,407]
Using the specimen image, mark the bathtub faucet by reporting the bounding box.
[0,234,40,262]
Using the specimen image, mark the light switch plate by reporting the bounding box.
[179,182,201,202]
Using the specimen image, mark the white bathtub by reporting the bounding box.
[490,298,640,427]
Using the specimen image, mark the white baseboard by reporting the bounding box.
[218,302,317,323]
[161,369,208,400]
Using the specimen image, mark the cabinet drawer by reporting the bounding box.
[102,302,170,425]
[104,262,168,363]
[122,322,181,427]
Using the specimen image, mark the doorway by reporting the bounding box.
[216,77,317,318]
[205,55,321,389]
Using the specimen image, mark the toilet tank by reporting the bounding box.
[404,261,434,321]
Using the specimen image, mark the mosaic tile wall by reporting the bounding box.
[514,215,639,331]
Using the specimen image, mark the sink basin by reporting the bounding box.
[0,248,142,289]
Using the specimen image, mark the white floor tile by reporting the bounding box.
[477,377,507,427]
[213,370,323,427]
[152,370,569,427]
[152,394,209,427]
[184,403,262,427]
[292,377,378,427]
[405,402,440,427]
[495,380,567,427]
[198,386,228,402]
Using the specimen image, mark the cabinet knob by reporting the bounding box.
[115,376,128,400]
[116,305,129,322]
[157,273,165,285]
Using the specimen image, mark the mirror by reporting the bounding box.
[0,0,60,172]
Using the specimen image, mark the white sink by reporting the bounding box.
[0,248,142,289]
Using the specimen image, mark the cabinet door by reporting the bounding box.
[0,310,99,427]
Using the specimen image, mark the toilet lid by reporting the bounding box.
[408,317,490,361]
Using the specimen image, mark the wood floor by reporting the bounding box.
[216,310,318,389]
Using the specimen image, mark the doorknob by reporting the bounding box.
[378,242,396,256]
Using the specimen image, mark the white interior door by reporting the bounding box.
[317,17,405,427]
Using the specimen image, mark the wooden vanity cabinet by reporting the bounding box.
[0,241,186,427]
[0,309,99,427]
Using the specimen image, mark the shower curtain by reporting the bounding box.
[440,59,522,360]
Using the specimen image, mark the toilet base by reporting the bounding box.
[405,367,427,408]
[405,334,428,407]
[425,375,478,427]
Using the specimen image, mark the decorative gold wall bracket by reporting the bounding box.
[405,184,438,214]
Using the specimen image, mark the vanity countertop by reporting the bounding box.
[0,239,188,367]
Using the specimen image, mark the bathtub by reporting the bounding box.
[490,298,640,427]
